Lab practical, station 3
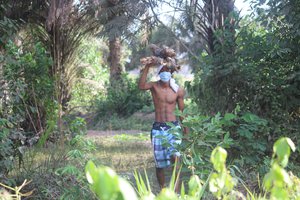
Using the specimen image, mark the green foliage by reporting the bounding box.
[5,133,97,200]
[68,38,109,113]
[0,11,19,48]
[186,12,240,115]
[0,39,59,174]
[0,118,24,175]
[113,133,149,142]
[178,112,233,176]
[187,174,203,198]
[187,0,300,157]
[3,40,54,133]
[85,160,138,200]
[209,147,236,199]
[134,169,155,199]
[68,117,87,136]
[263,137,299,200]
[231,112,270,171]
[85,137,300,200]
[49,136,96,200]
[96,74,151,117]
[176,108,273,179]
[85,160,204,200]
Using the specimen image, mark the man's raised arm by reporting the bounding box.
[138,64,154,90]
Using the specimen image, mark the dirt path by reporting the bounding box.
[87,129,146,137]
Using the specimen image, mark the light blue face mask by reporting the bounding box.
[159,71,171,82]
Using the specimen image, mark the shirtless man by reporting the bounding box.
[138,61,186,191]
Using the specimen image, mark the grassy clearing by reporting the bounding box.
[6,131,168,198]
[88,133,153,172]
[90,113,154,131]
[8,146,95,199]
[87,133,163,194]
[86,133,197,196]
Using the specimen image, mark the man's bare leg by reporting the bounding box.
[156,168,165,190]
[171,156,181,193]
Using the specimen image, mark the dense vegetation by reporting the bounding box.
[0,0,299,199]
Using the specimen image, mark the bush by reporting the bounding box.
[175,109,272,176]
[85,137,300,200]
[187,5,300,157]
[3,41,54,133]
[0,118,27,175]
[3,126,97,200]
[1,40,55,176]
[95,73,152,117]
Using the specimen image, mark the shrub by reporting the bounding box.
[85,137,300,200]
[0,40,57,175]
[187,10,300,161]
[3,41,54,134]
[0,118,27,175]
[4,130,97,199]
[95,73,152,117]
[263,137,299,199]
[175,109,271,176]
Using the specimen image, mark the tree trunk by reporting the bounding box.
[0,46,5,115]
[108,37,122,84]
[46,0,67,132]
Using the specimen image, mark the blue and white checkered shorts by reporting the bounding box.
[151,121,181,168]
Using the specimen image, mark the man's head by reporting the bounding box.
[158,65,173,83]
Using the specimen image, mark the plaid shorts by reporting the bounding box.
[151,121,181,168]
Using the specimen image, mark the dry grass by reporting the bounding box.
[86,132,163,194]
[88,133,154,171]
[8,131,182,198]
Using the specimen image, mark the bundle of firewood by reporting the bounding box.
[140,44,180,72]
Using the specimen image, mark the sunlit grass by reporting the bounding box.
[8,131,180,197]
[88,134,154,172]
[91,114,154,131]
[7,136,187,198]
[87,133,163,194]
[112,132,149,141]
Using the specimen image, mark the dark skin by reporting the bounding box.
[138,62,187,192]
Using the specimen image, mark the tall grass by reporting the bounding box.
[3,131,160,199]
[91,114,154,131]
[6,136,97,199]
